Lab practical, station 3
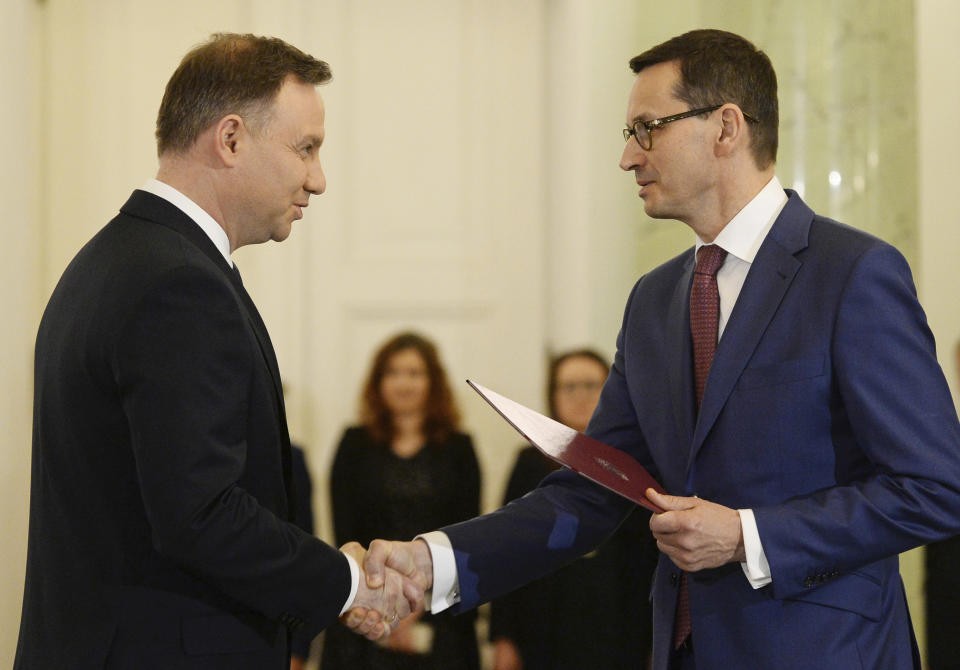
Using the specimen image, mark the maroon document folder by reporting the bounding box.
[467,380,666,513]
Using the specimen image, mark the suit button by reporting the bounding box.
[670,572,679,586]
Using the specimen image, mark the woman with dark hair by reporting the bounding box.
[320,332,481,670]
[489,349,659,670]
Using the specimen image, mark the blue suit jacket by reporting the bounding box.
[443,191,960,670]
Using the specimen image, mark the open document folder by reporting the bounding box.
[467,380,667,513]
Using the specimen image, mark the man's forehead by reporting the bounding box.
[626,61,681,120]
[272,82,325,130]
[276,77,324,109]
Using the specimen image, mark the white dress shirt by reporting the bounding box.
[139,178,361,614]
[424,176,788,611]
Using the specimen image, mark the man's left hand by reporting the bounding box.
[647,489,745,571]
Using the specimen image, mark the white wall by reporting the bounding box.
[544,0,702,357]
[0,0,41,664]
[917,0,960,389]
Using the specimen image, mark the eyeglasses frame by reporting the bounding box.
[622,104,759,150]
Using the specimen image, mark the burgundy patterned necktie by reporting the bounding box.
[674,243,728,649]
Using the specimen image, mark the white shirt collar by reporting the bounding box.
[140,178,233,267]
[696,175,788,264]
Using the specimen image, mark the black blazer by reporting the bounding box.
[15,190,351,669]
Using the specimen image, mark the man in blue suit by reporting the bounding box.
[353,29,960,669]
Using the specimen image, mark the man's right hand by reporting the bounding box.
[363,539,434,594]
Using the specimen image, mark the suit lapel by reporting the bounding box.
[667,252,697,454]
[687,192,813,468]
[227,271,287,406]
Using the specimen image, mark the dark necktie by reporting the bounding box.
[674,243,728,649]
[230,262,243,287]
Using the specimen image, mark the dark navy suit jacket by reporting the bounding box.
[16,190,351,669]
[443,191,960,670]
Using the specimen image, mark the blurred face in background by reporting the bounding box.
[380,347,431,417]
[552,355,609,432]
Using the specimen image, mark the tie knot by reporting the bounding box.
[695,245,727,277]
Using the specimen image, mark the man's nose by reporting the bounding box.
[619,139,646,172]
[306,161,326,195]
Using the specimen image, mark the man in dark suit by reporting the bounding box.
[353,29,960,670]
[15,33,418,670]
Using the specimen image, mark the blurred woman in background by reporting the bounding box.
[321,331,481,670]
[489,349,659,670]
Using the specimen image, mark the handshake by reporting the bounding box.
[340,538,435,640]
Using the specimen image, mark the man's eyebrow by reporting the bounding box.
[300,134,324,146]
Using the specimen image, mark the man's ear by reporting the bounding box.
[715,105,748,158]
[212,114,245,166]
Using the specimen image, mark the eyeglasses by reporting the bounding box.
[623,104,758,151]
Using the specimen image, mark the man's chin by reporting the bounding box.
[641,200,662,218]
[641,199,678,221]
[271,222,293,243]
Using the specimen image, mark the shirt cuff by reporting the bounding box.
[416,530,460,613]
[738,508,772,589]
[339,551,360,616]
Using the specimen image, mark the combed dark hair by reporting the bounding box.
[546,348,610,419]
[360,332,460,445]
[629,29,778,169]
[155,33,331,156]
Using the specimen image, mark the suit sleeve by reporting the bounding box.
[441,294,643,612]
[291,446,315,535]
[754,243,960,600]
[114,265,350,632]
